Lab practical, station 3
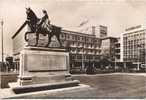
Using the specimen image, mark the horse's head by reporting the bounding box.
[25,7,38,32]
[25,7,38,24]
[26,7,31,15]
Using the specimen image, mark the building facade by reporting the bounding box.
[100,37,118,61]
[59,25,108,72]
[115,37,121,62]
[86,25,108,38]
[121,25,146,64]
[60,30,101,72]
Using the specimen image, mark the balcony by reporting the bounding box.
[70,44,77,47]
[78,51,85,54]
[115,47,120,49]
[70,50,77,54]
[95,47,100,49]
[78,45,83,48]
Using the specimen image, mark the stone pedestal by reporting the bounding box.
[16,47,72,86]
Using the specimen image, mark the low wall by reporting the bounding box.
[0,73,18,88]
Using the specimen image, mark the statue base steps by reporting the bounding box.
[9,80,80,94]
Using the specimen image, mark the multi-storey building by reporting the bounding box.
[121,25,146,64]
[60,29,101,72]
[100,37,118,61]
[84,25,108,38]
[59,25,108,72]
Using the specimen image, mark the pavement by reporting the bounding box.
[73,72,146,77]
[0,72,146,99]
[113,72,146,76]
[0,84,90,99]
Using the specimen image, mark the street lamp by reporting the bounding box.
[137,44,142,70]
[1,20,4,67]
[115,56,116,72]
[81,44,84,72]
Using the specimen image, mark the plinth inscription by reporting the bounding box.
[25,54,67,71]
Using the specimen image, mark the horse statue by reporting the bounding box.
[24,8,62,47]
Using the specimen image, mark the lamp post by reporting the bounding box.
[1,20,4,67]
[115,56,116,72]
[81,44,84,72]
[137,44,141,71]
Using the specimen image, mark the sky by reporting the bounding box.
[0,0,146,59]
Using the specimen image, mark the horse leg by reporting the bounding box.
[45,33,51,47]
[35,33,39,46]
[57,34,62,47]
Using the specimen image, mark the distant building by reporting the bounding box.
[121,25,146,64]
[86,25,108,38]
[100,37,119,61]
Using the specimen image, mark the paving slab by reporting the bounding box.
[112,73,146,77]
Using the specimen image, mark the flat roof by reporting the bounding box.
[100,36,118,40]
[123,29,145,35]
[125,25,141,31]
[62,29,97,38]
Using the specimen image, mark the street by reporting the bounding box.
[9,73,146,99]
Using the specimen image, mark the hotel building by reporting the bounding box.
[121,25,146,64]
[60,25,107,72]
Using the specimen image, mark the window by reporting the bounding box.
[82,37,84,41]
[67,35,70,39]
[72,35,75,40]
[78,36,80,41]
[86,38,89,42]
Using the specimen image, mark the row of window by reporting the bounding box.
[70,49,100,54]
[124,52,146,57]
[61,32,99,43]
[123,58,143,62]
[123,43,145,47]
[124,51,145,54]
[70,42,99,48]
[123,31,145,38]
[123,57,145,61]
[70,55,100,60]
[123,38,145,45]
[123,45,145,50]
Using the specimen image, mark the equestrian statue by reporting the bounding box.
[24,7,62,47]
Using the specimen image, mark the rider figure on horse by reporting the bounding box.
[36,9,51,33]
[25,8,62,47]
